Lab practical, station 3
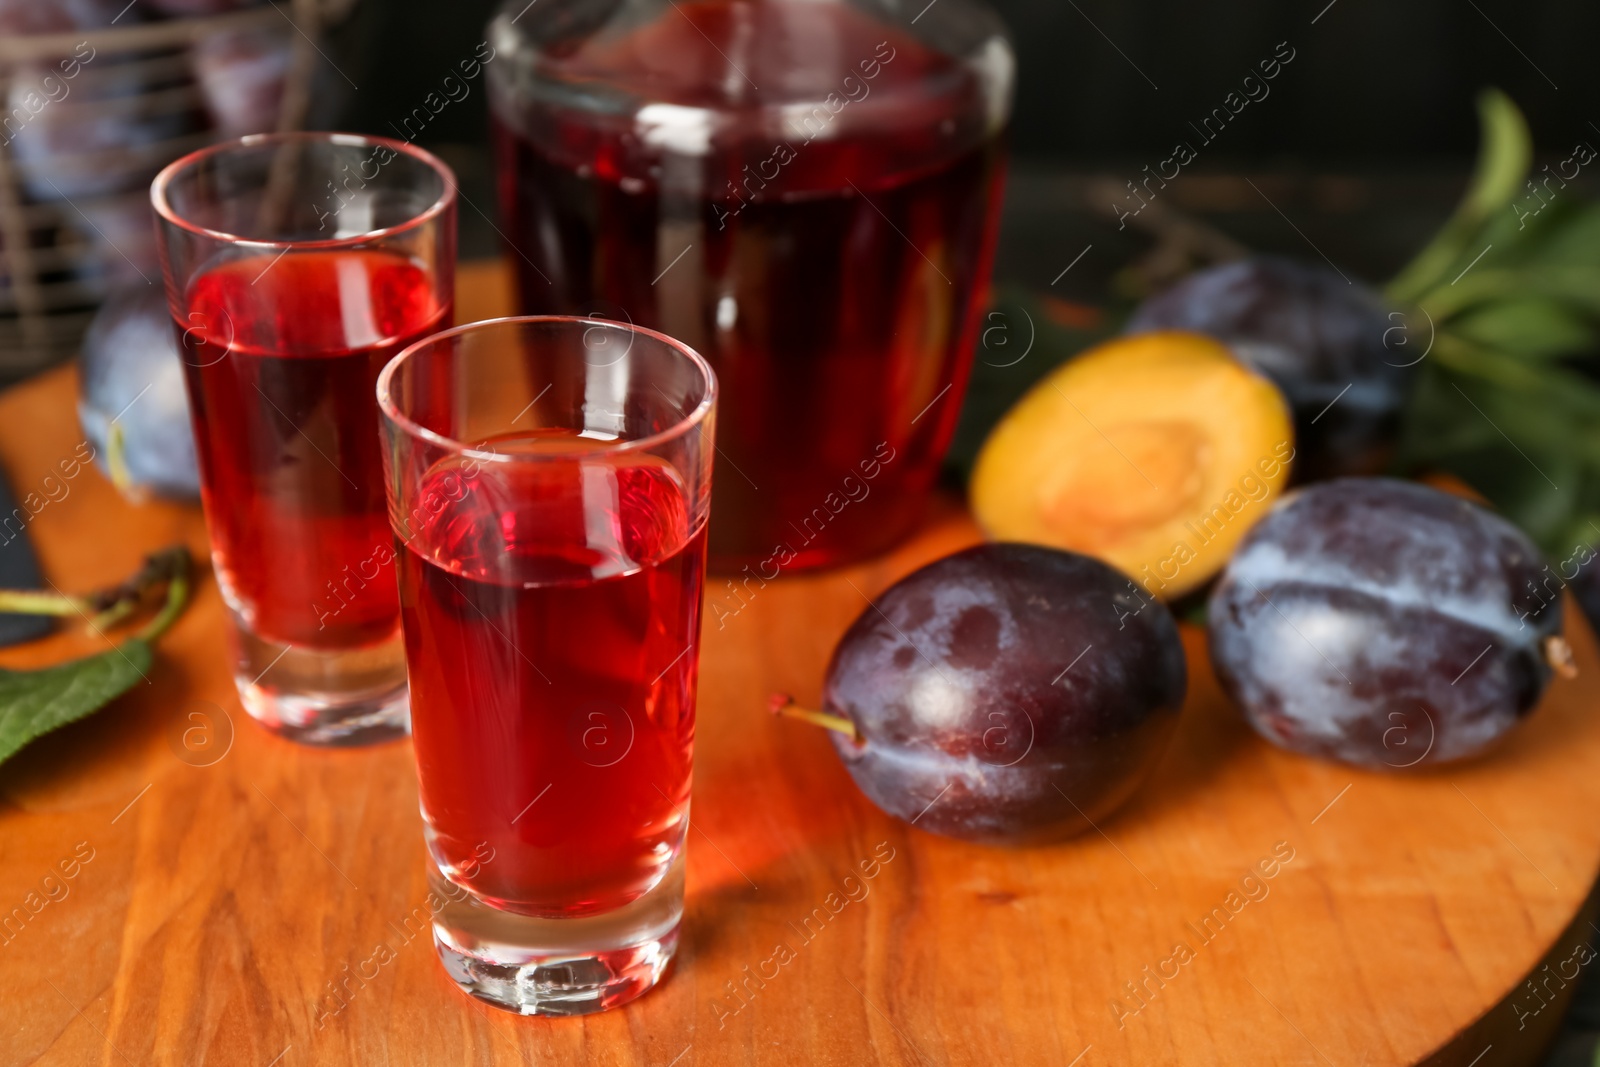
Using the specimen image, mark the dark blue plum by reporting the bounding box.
[821,543,1186,845]
[1208,478,1568,768]
[1127,256,1413,481]
[77,286,200,499]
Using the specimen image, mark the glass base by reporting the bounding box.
[428,851,683,1016]
[229,613,410,746]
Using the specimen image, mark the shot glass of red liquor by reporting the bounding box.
[486,0,1012,572]
[376,316,716,1015]
[151,133,456,745]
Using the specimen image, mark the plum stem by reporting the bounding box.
[1543,635,1578,680]
[134,548,192,643]
[768,693,858,742]
[105,423,149,505]
[0,545,191,636]
[0,589,90,617]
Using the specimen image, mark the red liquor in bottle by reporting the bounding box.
[489,0,1011,570]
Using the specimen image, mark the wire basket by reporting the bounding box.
[0,0,354,380]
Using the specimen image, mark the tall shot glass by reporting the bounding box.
[377,317,716,1014]
[152,133,457,745]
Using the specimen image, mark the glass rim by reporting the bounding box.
[150,131,457,250]
[377,315,718,465]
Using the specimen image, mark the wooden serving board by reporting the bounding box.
[2,261,1597,1067]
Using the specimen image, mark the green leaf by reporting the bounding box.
[1533,201,1600,268]
[1552,513,1600,562]
[1388,89,1532,305]
[1451,298,1595,359]
[1397,345,1600,554]
[1458,193,1584,271]
[0,545,190,768]
[1455,91,1534,228]
[0,639,152,766]
[1425,265,1600,319]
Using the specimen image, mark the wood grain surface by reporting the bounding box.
[1,261,1597,1067]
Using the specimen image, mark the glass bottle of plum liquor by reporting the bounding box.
[487,0,1013,570]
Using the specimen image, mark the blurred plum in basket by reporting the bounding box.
[7,52,203,202]
[77,286,200,499]
[193,26,292,136]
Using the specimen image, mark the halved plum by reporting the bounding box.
[971,330,1294,600]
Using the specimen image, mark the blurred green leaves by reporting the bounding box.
[1453,298,1593,359]
[1387,90,1532,307]
[952,89,1600,561]
[1388,89,1600,555]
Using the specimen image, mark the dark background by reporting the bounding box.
[331,0,1595,161]
[314,0,1598,297]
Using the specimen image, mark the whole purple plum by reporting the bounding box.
[1209,478,1570,768]
[77,285,200,499]
[814,543,1186,845]
[1127,256,1413,481]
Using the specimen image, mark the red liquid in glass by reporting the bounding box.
[398,435,704,917]
[491,0,1006,570]
[180,249,449,648]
